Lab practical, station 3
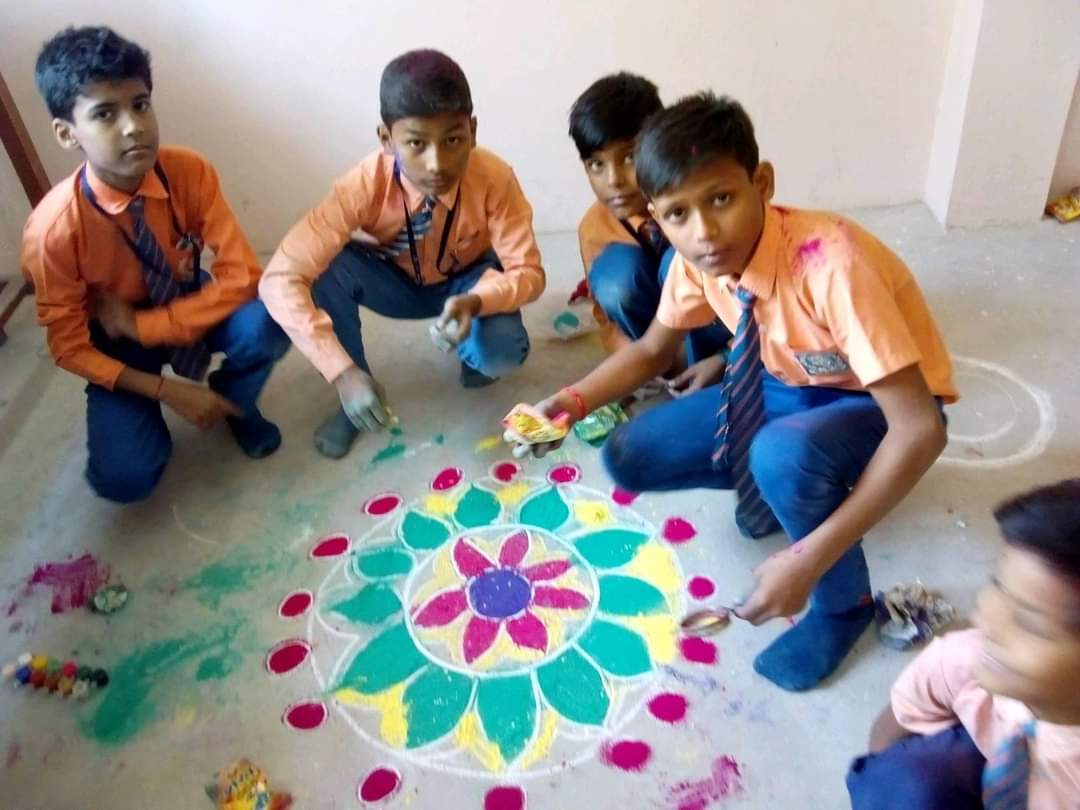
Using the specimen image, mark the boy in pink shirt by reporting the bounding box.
[848,479,1080,809]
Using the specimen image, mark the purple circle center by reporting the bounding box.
[468,569,532,619]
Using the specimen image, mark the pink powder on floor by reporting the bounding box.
[667,755,743,809]
[27,554,110,614]
[600,739,653,772]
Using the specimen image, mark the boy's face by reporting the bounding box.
[378,112,477,197]
[53,78,159,193]
[974,545,1080,723]
[649,156,774,278]
[583,138,648,220]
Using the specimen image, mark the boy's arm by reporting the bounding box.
[259,173,371,384]
[469,170,545,316]
[132,155,261,347]
[738,363,946,622]
[868,704,911,752]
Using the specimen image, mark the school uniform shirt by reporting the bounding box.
[260,146,545,383]
[891,629,1080,809]
[21,146,262,390]
[655,205,957,400]
[577,200,648,353]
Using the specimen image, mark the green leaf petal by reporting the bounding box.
[578,620,652,677]
[573,529,649,568]
[537,649,608,725]
[403,667,474,748]
[336,622,426,694]
[454,485,500,528]
[518,486,570,531]
[354,546,412,579]
[400,511,451,551]
[476,676,537,763]
[330,584,401,625]
[597,575,666,616]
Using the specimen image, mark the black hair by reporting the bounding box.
[568,72,662,160]
[994,479,1080,580]
[379,49,473,127]
[34,26,152,121]
[634,92,758,199]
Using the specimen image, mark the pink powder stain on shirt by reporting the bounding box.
[600,739,653,772]
[27,554,111,614]
[667,756,743,810]
[795,237,827,276]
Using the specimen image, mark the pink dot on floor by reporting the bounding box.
[364,493,402,516]
[278,589,313,618]
[490,461,520,483]
[687,576,716,600]
[358,767,401,803]
[282,700,327,730]
[680,636,718,665]
[266,639,311,676]
[484,786,526,810]
[431,467,464,491]
[611,487,639,506]
[601,739,653,772]
[662,517,697,543]
[648,692,689,724]
[547,463,581,485]
[310,533,349,559]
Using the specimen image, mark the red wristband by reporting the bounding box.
[562,386,587,420]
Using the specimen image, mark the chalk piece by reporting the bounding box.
[44,673,60,692]
[17,653,32,667]
[58,676,74,696]
[61,661,77,678]
[77,666,93,681]
[71,680,90,700]
[1,664,15,681]
[29,669,45,688]
[15,666,31,685]
[93,669,109,688]
[31,655,47,671]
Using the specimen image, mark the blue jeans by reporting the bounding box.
[311,245,530,379]
[602,371,894,613]
[85,299,290,503]
[588,243,730,363]
[847,725,986,809]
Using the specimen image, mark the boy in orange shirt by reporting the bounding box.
[513,93,956,691]
[849,480,1080,809]
[571,73,728,384]
[261,50,545,459]
[22,27,289,503]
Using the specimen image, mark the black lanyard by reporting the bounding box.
[79,163,202,280]
[620,218,660,257]
[393,161,461,286]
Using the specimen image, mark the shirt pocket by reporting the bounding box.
[786,345,858,386]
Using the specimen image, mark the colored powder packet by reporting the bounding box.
[1046,187,1080,223]
[90,584,129,614]
[572,402,629,446]
[502,403,571,445]
[206,759,293,810]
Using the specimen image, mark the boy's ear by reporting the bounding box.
[469,116,478,146]
[647,200,656,217]
[753,161,775,203]
[52,118,80,152]
[376,124,394,155]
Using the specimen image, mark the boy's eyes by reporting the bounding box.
[406,140,425,150]
[623,153,634,165]
[587,159,604,173]
[713,193,732,206]
[134,100,151,112]
[446,136,462,145]
[663,207,686,222]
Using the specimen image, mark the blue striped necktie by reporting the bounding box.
[129,197,211,380]
[377,195,437,260]
[712,286,781,538]
[982,722,1035,810]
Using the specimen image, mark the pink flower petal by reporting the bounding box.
[498,530,530,567]
[490,462,520,483]
[532,586,590,610]
[506,611,548,652]
[521,559,572,582]
[310,533,349,558]
[612,487,639,506]
[413,589,469,627]
[463,616,501,663]
[431,467,464,491]
[453,538,495,578]
[547,463,581,485]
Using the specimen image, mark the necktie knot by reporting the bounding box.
[127,196,145,217]
[735,285,756,309]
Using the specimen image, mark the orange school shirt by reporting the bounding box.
[259,147,545,383]
[577,201,646,353]
[655,205,958,400]
[21,146,262,390]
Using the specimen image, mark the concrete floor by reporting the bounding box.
[0,203,1076,809]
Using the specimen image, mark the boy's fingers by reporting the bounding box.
[220,397,244,418]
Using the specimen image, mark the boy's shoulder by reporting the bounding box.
[578,199,614,235]
[24,165,84,248]
[466,145,517,183]
[155,144,215,180]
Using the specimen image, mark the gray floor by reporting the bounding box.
[0,203,1076,809]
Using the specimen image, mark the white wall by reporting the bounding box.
[1,0,955,256]
[1049,74,1080,201]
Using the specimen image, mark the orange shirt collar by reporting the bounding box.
[731,203,781,300]
[84,161,168,215]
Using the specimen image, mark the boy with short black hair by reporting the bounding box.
[513,92,957,692]
[22,26,289,504]
[261,49,545,459]
[570,73,727,385]
[848,479,1080,809]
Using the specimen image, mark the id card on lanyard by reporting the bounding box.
[394,161,462,286]
[79,163,204,288]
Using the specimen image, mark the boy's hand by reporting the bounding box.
[432,294,482,351]
[735,543,821,625]
[668,354,726,398]
[96,292,138,341]
[505,392,578,459]
[160,378,242,429]
[334,366,390,432]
